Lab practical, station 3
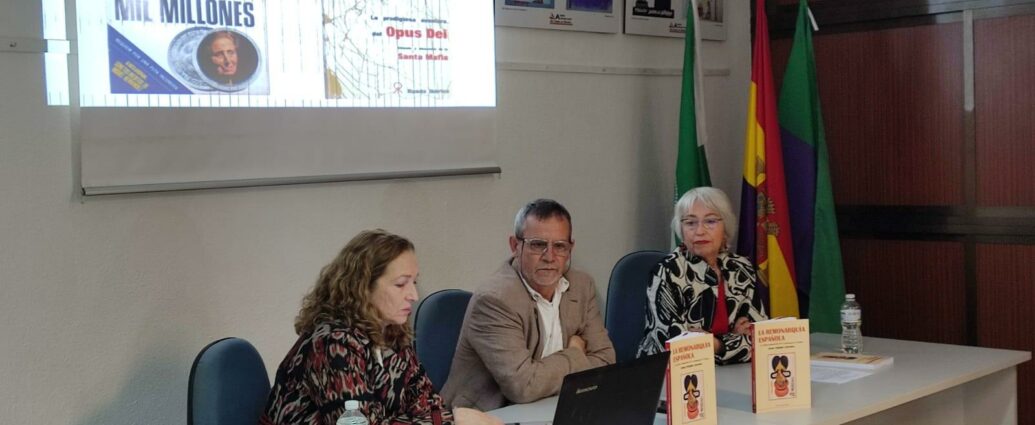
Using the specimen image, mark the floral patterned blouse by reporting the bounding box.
[260,321,453,425]
[637,248,768,364]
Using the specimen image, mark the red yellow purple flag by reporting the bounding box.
[779,0,845,333]
[736,0,800,318]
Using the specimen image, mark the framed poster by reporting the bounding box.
[624,0,726,40]
[698,0,725,40]
[496,0,622,33]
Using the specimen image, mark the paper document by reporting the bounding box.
[810,366,872,384]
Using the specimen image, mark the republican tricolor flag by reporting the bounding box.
[737,0,800,318]
[779,0,846,333]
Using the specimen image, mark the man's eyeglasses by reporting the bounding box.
[683,389,701,400]
[680,217,723,231]
[519,238,572,256]
[770,370,792,379]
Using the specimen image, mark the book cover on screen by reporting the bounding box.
[811,352,893,371]
[76,0,494,107]
[322,0,454,102]
[750,318,811,413]
[102,0,271,94]
[665,332,716,425]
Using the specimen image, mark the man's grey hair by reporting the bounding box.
[513,198,572,240]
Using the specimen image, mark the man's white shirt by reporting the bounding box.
[521,276,571,358]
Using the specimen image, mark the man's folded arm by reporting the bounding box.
[579,286,616,369]
[466,293,584,404]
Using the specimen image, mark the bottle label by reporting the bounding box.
[841,309,861,322]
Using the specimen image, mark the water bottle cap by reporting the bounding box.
[845,293,855,300]
[345,400,360,410]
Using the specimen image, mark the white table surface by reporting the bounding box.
[488,333,1030,425]
[747,333,1028,425]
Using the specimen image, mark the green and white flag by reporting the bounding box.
[675,0,711,199]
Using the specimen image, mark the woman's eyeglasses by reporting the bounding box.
[680,217,723,231]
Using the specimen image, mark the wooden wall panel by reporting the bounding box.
[840,238,966,344]
[772,24,965,206]
[974,15,1035,207]
[764,6,1034,424]
[976,244,1035,424]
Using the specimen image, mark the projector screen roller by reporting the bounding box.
[70,0,497,194]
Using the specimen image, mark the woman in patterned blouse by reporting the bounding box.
[260,230,502,425]
[637,187,768,364]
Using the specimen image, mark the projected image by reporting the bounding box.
[504,0,555,9]
[101,1,270,96]
[323,0,452,102]
[196,29,261,91]
[567,0,613,13]
[71,0,495,107]
[164,27,264,93]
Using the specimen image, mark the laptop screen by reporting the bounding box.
[550,351,670,425]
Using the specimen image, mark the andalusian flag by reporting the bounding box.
[675,0,711,199]
[737,0,800,318]
[779,0,845,333]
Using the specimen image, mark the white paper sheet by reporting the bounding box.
[810,366,872,384]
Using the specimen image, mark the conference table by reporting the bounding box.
[488,333,1030,425]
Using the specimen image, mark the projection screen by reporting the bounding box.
[68,0,497,194]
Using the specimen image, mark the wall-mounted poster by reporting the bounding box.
[625,0,726,40]
[496,0,621,33]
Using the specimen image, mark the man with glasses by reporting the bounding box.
[442,199,615,411]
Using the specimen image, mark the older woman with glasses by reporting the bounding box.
[637,187,768,364]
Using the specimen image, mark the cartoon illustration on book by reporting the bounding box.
[770,354,794,399]
[683,373,703,421]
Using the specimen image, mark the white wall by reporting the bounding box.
[0,1,749,424]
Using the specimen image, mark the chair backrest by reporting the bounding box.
[413,289,473,392]
[188,337,271,425]
[605,250,668,363]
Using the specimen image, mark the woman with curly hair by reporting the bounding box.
[260,229,501,425]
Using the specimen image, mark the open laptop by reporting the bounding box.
[506,351,670,425]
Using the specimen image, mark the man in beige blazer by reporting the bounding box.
[441,199,616,411]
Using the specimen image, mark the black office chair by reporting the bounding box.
[605,250,667,363]
[188,337,271,425]
[414,289,473,392]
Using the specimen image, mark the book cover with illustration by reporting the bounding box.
[94,0,270,95]
[322,0,453,102]
[665,331,716,425]
[750,318,811,413]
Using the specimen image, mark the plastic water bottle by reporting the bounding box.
[840,294,863,354]
[336,400,369,425]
